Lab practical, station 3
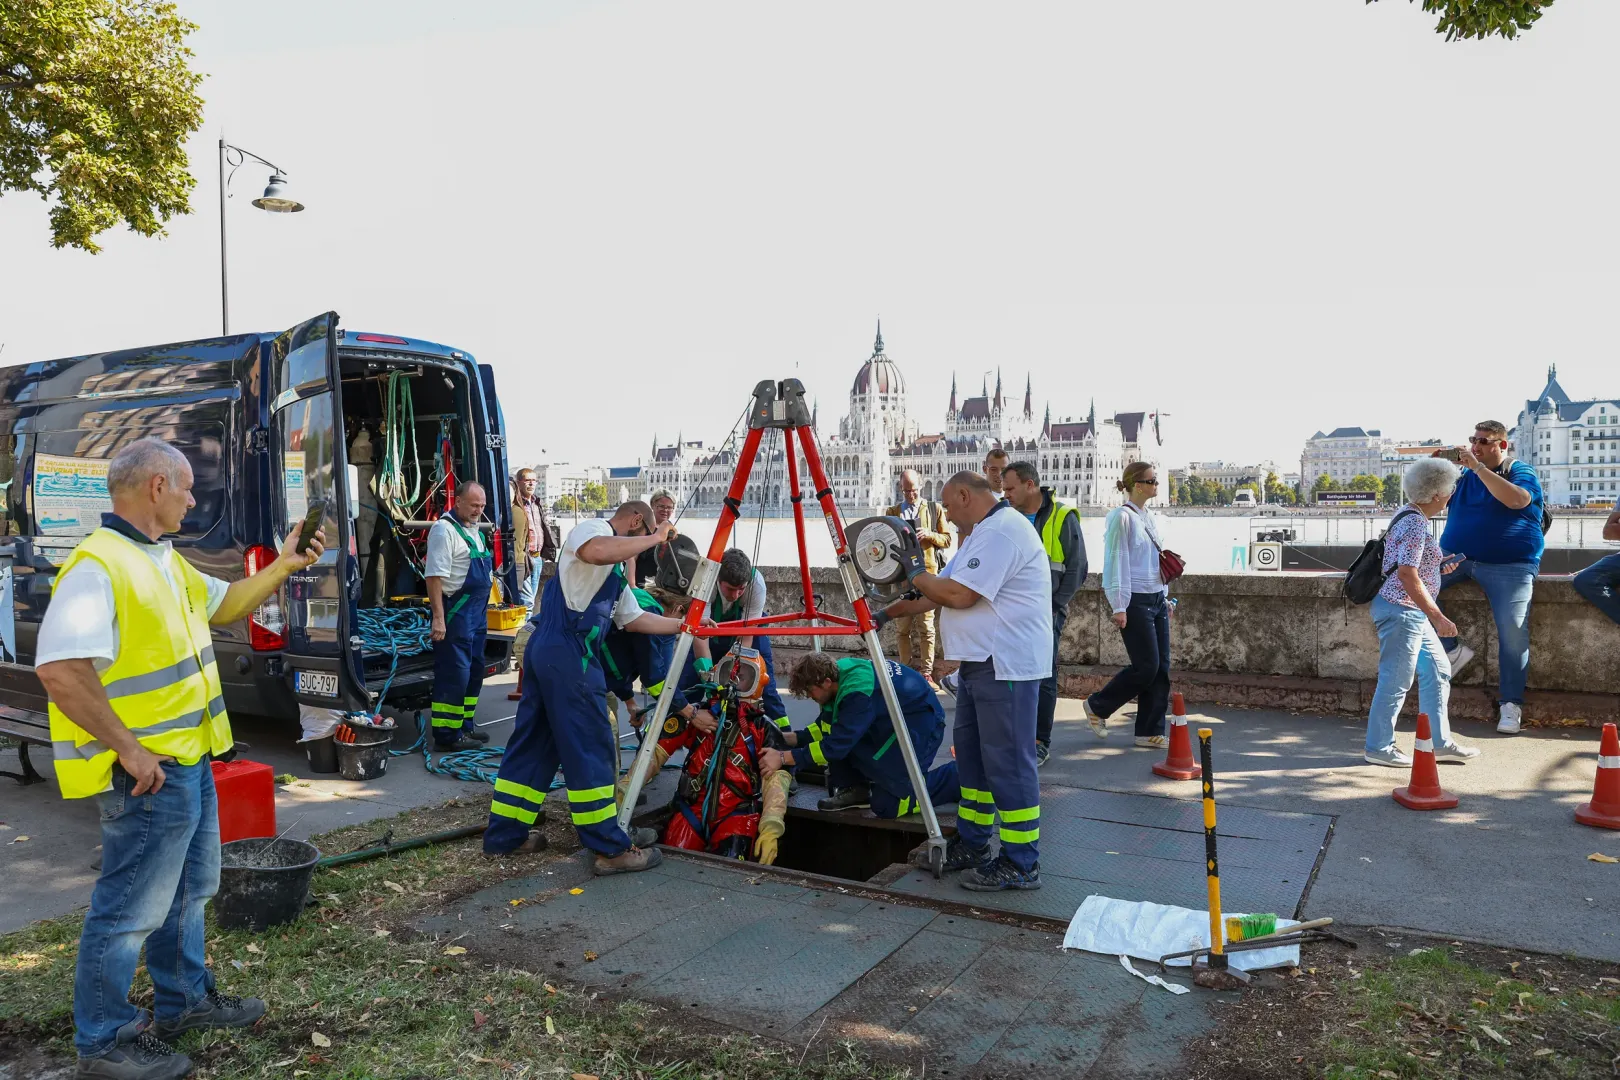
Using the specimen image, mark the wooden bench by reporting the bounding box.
[0,705,49,785]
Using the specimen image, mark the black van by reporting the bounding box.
[0,312,517,726]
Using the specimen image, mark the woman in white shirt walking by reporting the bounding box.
[1084,461,1171,747]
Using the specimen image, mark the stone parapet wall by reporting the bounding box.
[754,566,1620,726]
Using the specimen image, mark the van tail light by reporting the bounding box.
[244,544,287,650]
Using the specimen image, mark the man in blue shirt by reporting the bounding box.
[1436,421,1544,734]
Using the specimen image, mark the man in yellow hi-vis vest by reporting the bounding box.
[1002,461,1087,768]
[36,438,325,1079]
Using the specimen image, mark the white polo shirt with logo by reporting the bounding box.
[936,503,1054,682]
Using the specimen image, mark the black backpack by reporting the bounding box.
[1342,508,1423,604]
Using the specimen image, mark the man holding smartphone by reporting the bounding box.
[36,438,326,1078]
[1434,421,1545,734]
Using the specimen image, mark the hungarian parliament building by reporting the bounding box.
[640,324,1163,513]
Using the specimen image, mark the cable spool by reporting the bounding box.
[844,515,914,588]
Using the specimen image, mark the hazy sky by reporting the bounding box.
[3,1,1617,476]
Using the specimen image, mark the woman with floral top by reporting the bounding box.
[1365,456,1480,767]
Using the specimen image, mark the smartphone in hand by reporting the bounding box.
[296,499,328,554]
[1439,447,1463,463]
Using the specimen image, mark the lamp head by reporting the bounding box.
[252,173,304,212]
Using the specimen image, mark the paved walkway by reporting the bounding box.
[420,850,1220,1078]
[4,678,1617,963]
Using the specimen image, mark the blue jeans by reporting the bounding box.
[1437,558,1536,705]
[1572,552,1620,628]
[1367,596,1454,753]
[75,760,220,1058]
[518,556,543,610]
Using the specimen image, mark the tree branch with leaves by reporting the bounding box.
[1368,0,1553,41]
[1,0,203,252]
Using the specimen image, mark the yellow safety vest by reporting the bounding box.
[47,528,233,799]
[1040,500,1076,574]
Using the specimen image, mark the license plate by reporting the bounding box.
[295,670,339,697]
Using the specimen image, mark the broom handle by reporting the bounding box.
[1237,917,1335,944]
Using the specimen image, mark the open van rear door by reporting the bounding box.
[475,362,516,600]
[266,312,364,710]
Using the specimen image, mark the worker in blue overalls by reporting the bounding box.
[427,481,493,751]
[485,501,688,871]
[601,586,699,731]
[760,652,960,816]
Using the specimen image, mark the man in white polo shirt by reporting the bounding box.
[875,470,1052,891]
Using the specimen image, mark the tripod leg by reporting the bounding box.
[863,631,948,879]
[616,629,696,834]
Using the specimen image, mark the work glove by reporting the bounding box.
[695,656,715,683]
[753,821,782,866]
[887,521,926,582]
[872,608,893,631]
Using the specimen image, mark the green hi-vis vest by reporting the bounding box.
[47,528,232,799]
[1041,501,1076,574]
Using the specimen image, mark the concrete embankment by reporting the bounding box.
[758,567,1620,727]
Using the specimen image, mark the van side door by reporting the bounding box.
[267,313,363,710]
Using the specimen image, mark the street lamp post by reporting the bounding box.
[219,138,305,335]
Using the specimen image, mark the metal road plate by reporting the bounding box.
[882,784,1333,923]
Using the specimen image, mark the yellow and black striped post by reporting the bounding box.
[1198,727,1228,972]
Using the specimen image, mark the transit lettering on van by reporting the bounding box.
[0,313,517,728]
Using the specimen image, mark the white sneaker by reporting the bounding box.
[1446,644,1475,678]
[1082,697,1107,739]
[1433,741,1481,763]
[1135,735,1167,749]
[1364,746,1413,768]
[1496,702,1523,734]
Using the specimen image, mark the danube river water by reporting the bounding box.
[622,511,1615,574]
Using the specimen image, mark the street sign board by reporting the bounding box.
[1315,491,1378,508]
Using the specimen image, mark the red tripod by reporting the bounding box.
[616,378,948,876]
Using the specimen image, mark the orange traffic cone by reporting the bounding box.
[1574,722,1620,831]
[1153,692,1202,780]
[1393,713,1458,811]
[507,664,523,701]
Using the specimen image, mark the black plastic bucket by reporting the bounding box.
[215,837,320,932]
[298,733,339,774]
[335,730,392,781]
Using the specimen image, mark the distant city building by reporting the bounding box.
[1512,365,1620,507]
[607,466,643,505]
[1300,428,1388,486]
[1170,460,1278,501]
[1377,440,1446,483]
[533,462,606,507]
[640,323,1163,512]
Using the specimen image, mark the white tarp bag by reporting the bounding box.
[298,705,343,741]
[1062,895,1301,973]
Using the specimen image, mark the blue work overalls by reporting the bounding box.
[602,589,687,712]
[791,658,959,817]
[431,519,491,746]
[485,568,634,856]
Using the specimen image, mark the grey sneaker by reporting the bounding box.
[940,672,960,697]
[1433,741,1481,763]
[1363,746,1413,768]
[817,785,872,811]
[630,826,660,847]
[77,1031,192,1079]
[1446,643,1476,678]
[1497,702,1523,734]
[153,989,267,1039]
[940,836,992,873]
[1035,742,1051,768]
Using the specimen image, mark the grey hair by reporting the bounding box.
[648,488,676,506]
[1403,458,1459,505]
[106,438,189,496]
